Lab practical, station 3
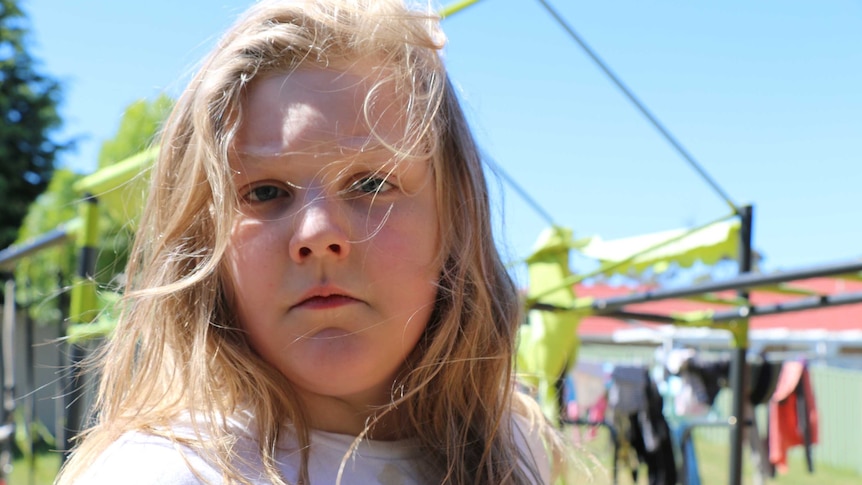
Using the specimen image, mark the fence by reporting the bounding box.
[0,307,66,452]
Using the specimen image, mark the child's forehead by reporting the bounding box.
[232,145,400,172]
[235,65,406,157]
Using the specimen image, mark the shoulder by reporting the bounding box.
[74,431,222,485]
[511,410,555,485]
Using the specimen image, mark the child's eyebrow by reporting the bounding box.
[231,145,400,174]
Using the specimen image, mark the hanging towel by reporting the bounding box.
[768,361,818,474]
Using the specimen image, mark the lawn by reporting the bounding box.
[692,439,860,485]
[563,426,861,485]
[10,452,61,485]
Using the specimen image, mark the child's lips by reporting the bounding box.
[291,286,361,310]
[293,294,359,310]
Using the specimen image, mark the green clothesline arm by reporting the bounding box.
[525,211,738,306]
[68,194,100,324]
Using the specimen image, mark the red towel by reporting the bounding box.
[768,361,818,473]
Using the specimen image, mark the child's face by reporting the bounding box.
[226,65,441,425]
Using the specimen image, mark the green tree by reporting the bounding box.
[13,168,79,323]
[15,96,172,324]
[92,94,173,282]
[0,0,65,250]
[97,94,172,169]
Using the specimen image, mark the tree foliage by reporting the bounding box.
[13,168,80,323]
[15,95,173,324]
[92,94,173,291]
[97,94,172,169]
[0,0,65,250]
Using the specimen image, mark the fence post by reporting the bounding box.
[0,280,16,482]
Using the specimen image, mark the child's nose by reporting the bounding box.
[288,197,351,263]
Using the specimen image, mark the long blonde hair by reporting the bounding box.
[57,1,558,483]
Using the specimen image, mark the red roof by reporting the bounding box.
[576,277,862,336]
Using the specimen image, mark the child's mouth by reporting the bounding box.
[294,294,358,310]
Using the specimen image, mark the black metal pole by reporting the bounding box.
[56,273,70,465]
[729,205,753,485]
[529,259,862,318]
[1,280,16,483]
[0,223,75,272]
[596,290,862,325]
[63,343,87,463]
[25,313,36,485]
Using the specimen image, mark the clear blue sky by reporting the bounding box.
[24,0,862,284]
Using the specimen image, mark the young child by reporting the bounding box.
[56,1,564,483]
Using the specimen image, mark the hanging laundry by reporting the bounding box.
[748,358,782,406]
[768,361,818,474]
[672,424,701,485]
[572,361,610,409]
[665,349,730,416]
[565,361,611,441]
[686,357,730,406]
[608,366,677,485]
[586,394,608,440]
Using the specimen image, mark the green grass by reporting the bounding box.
[692,439,861,485]
[9,452,62,485]
[562,426,862,485]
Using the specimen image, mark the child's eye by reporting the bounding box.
[348,176,394,195]
[245,184,290,202]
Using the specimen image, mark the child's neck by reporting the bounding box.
[299,389,409,441]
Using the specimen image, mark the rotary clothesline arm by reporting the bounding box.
[529,260,862,348]
[525,211,738,305]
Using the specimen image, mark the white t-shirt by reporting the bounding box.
[76,414,551,484]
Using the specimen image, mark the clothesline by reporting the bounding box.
[562,353,818,485]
